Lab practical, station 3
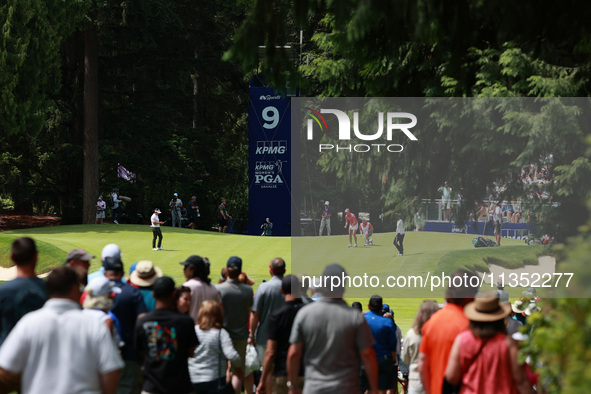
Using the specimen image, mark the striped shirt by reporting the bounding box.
[188,327,240,383]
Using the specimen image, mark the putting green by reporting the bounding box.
[0,225,541,334]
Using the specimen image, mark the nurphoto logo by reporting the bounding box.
[304,107,418,153]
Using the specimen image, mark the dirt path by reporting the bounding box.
[0,213,61,232]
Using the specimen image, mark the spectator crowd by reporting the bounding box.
[0,237,541,394]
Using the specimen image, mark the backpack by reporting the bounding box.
[472,236,497,247]
[484,237,498,247]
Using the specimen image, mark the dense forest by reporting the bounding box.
[3,1,591,239]
[1,0,252,228]
[3,1,591,391]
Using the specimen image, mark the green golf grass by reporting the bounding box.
[0,225,290,287]
[0,225,543,334]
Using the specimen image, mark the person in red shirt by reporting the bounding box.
[444,292,532,394]
[344,209,359,247]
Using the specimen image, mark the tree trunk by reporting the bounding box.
[83,24,99,224]
[192,50,199,130]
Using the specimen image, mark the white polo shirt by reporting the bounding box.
[0,298,123,394]
[151,213,160,227]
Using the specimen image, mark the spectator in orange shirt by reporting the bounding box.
[417,269,479,394]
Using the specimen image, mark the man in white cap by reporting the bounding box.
[87,243,121,283]
[319,201,331,236]
[151,208,164,251]
[169,193,183,228]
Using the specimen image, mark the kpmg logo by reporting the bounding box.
[304,108,418,153]
[256,140,287,155]
[260,95,282,101]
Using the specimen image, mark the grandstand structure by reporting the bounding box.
[421,199,532,239]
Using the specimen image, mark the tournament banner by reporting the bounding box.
[248,85,292,236]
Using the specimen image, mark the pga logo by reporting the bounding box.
[255,174,283,184]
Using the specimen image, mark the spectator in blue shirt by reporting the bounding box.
[361,295,398,394]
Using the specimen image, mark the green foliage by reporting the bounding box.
[293,4,591,242]
[228,0,591,241]
[520,203,591,392]
[0,195,14,210]
[0,0,87,136]
[1,0,252,227]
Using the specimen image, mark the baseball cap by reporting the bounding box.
[173,193,178,197]
[179,255,205,268]
[101,244,121,262]
[325,201,329,205]
[129,260,163,287]
[191,196,196,199]
[66,248,95,263]
[85,276,122,296]
[152,276,176,299]
[154,208,161,213]
[98,196,103,200]
[344,208,350,213]
[227,256,242,271]
[103,256,124,272]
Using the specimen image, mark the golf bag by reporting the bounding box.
[472,236,498,247]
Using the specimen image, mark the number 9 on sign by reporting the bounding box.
[262,106,279,129]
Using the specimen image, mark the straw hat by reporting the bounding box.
[512,299,528,314]
[464,291,512,322]
[129,260,163,287]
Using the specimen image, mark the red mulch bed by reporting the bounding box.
[0,212,61,231]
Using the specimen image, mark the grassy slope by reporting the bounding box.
[0,226,542,334]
